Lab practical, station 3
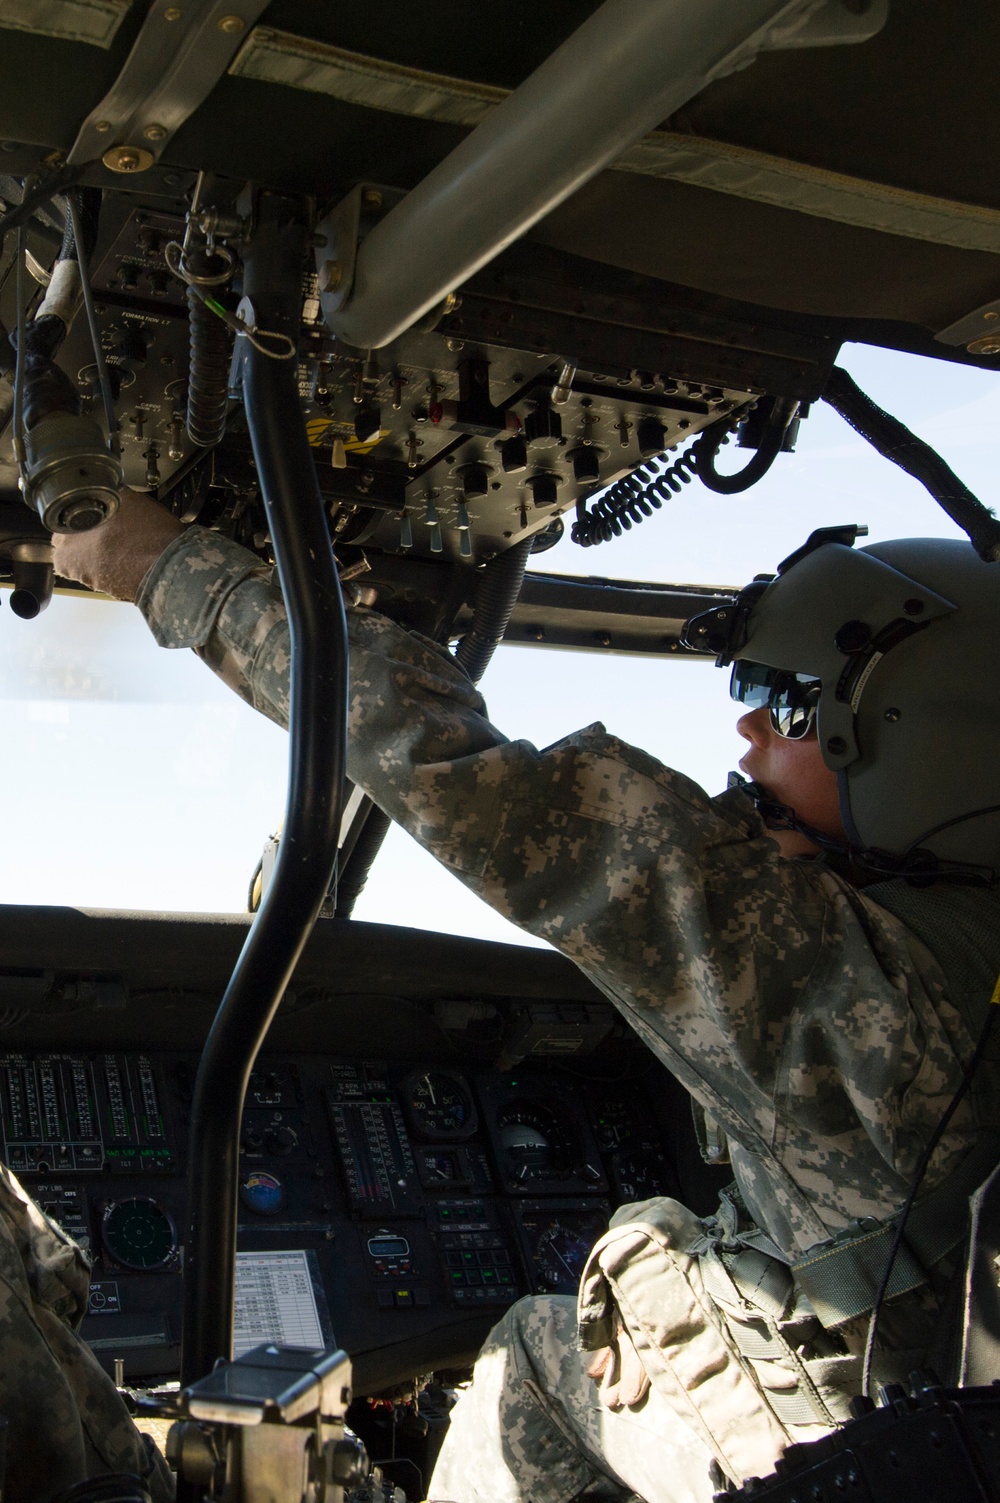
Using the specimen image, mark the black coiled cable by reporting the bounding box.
[571,424,736,547]
[185,262,233,448]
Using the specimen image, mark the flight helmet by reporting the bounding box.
[684,524,1000,881]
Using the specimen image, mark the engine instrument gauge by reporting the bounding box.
[102,1197,176,1270]
[402,1070,477,1141]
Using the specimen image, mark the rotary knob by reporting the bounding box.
[265,1124,298,1156]
[568,446,601,484]
[526,473,559,507]
[636,416,667,459]
[524,404,562,449]
[499,434,528,473]
[460,463,490,499]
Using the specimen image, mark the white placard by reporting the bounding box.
[233,1249,324,1356]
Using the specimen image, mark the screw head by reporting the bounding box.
[163,5,182,18]
[318,259,342,293]
[143,123,166,141]
[95,119,112,134]
[967,334,1000,355]
[103,145,153,173]
[985,310,999,321]
[218,14,245,33]
[884,707,901,722]
[362,188,383,210]
[903,597,925,615]
[826,736,847,756]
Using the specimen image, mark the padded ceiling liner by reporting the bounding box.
[0,0,996,341]
[533,172,1000,329]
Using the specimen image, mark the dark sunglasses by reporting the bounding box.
[730,659,821,740]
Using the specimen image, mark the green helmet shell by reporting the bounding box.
[734,533,1000,875]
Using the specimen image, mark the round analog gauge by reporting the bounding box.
[403,1070,477,1140]
[419,1149,459,1184]
[497,1103,577,1184]
[536,1225,594,1289]
[520,1211,608,1293]
[102,1197,176,1271]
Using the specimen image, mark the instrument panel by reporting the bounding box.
[4,1050,679,1392]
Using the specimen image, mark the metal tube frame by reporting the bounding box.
[180,191,348,1387]
[326,0,807,348]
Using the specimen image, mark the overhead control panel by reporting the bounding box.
[0,185,815,609]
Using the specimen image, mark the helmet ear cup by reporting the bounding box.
[845,539,1000,874]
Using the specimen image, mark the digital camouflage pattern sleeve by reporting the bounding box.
[0,1162,174,1502]
[137,527,989,1260]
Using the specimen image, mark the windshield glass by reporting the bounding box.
[0,343,987,942]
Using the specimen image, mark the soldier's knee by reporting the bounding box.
[492,1293,573,1350]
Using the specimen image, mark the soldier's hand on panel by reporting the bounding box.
[51,487,184,603]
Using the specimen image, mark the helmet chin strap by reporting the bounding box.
[727,772,994,886]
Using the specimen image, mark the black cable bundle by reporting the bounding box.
[823,365,1000,563]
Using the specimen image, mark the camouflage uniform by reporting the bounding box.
[0,1160,174,1503]
[135,527,1000,1503]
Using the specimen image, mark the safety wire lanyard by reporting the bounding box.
[861,969,1000,1397]
[164,240,296,361]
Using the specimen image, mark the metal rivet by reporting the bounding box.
[163,6,182,18]
[218,14,245,33]
[142,124,166,141]
[826,736,847,755]
[903,597,925,615]
[318,260,342,293]
[362,188,383,210]
[985,311,999,321]
[884,707,901,723]
[94,120,112,134]
[102,145,154,174]
[967,334,1000,355]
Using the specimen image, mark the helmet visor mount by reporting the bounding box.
[730,659,822,741]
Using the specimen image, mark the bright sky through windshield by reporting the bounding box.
[0,341,987,945]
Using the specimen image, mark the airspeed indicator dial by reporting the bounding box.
[402,1070,477,1141]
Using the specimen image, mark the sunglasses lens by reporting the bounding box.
[731,661,821,739]
[770,698,818,740]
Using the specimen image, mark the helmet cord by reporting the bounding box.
[728,774,995,886]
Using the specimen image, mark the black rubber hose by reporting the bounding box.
[693,397,796,495]
[334,801,391,919]
[185,283,232,447]
[180,193,348,1386]
[334,537,533,918]
[455,536,534,681]
[823,365,1000,563]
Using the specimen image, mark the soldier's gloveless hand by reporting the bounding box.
[51,486,183,603]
